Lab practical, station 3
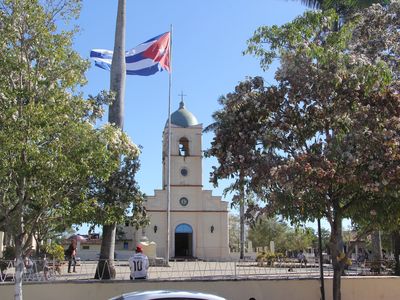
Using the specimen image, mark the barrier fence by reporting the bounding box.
[0,258,394,283]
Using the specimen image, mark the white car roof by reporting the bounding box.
[109,290,226,300]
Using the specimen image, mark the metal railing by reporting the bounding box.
[0,258,393,283]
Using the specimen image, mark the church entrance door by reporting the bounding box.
[174,223,193,258]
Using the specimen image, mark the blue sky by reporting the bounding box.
[70,0,341,232]
[75,0,305,193]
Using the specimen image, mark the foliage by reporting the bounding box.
[229,214,241,252]
[248,216,288,252]
[0,0,145,297]
[248,216,317,253]
[69,125,147,228]
[40,243,64,261]
[256,251,284,266]
[208,0,400,235]
[0,0,102,246]
[318,227,331,253]
[206,3,400,300]
[0,0,145,244]
[298,0,390,13]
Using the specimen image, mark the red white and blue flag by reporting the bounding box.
[90,32,171,76]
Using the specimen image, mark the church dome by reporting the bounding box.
[170,101,199,127]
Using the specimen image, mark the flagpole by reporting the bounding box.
[166,24,173,265]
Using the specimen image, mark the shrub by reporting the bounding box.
[256,251,284,266]
[41,243,64,261]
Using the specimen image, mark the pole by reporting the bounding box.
[166,25,173,264]
[318,218,326,300]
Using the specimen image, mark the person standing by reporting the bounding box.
[128,245,149,280]
[66,239,77,273]
[297,250,307,267]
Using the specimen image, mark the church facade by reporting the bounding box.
[141,101,229,260]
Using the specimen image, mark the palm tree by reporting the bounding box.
[95,0,126,280]
[298,0,389,14]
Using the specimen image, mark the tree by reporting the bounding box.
[248,216,316,253]
[229,214,241,252]
[297,0,389,13]
[96,0,127,280]
[206,3,400,300]
[90,145,147,279]
[0,1,139,298]
[248,217,289,253]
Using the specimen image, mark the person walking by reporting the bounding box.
[66,239,77,273]
[128,245,149,280]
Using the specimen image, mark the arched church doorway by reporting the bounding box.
[174,223,193,257]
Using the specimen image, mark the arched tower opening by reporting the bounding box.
[178,137,190,156]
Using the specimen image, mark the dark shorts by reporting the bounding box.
[130,276,147,280]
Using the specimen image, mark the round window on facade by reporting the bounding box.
[179,197,189,206]
[180,167,188,176]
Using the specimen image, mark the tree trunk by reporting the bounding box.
[14,238,24,300]
[95,224,116,279]
[109,0,126,128]
[330,214,344,300]
[14,175,26,300]
[96,0,126,280]
[317,218,326,300]
[371,230,382,274]
[239,201,245,260]
[392,230,400,276]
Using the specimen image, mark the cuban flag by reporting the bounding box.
[90,32,171,76]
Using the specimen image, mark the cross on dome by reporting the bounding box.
[178,91,187,108]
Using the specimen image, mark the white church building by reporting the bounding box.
[139,100,230,260]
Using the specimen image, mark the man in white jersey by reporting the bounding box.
[128,245,149,280]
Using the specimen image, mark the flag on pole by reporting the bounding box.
[90,32,171,76]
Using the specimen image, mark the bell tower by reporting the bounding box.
[143,99,229,260]
[162,100,202,189]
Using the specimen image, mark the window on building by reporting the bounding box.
[179,137,189,156]
[123,242,129,249]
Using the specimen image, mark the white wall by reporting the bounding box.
[2,277,400,300]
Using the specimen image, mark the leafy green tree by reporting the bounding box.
[298,0,389,12]
[286,227,315,252]
[88,150,147,279]
[319,228,332,254]
[206,3,399,300]
[248,216,316,253]
[248,217,289,252]
[229,214,241,252]
[0,0,144,297]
